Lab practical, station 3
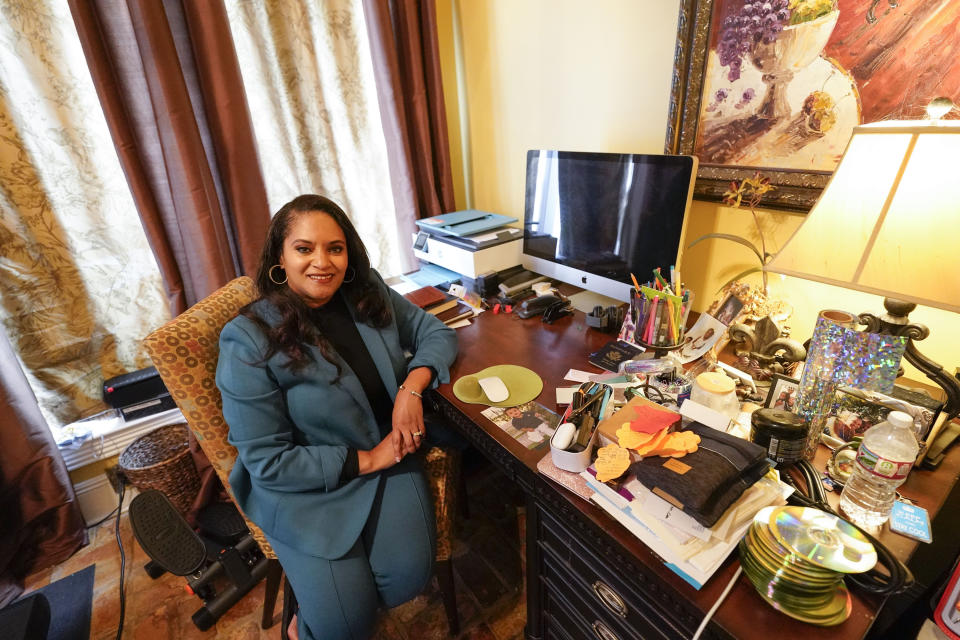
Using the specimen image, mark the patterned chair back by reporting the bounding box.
[141,276,275,556]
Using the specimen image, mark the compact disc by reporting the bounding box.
[759,582,852,626]
[739,507,862,627]
[745,524,839,583]
[770,506,877,573]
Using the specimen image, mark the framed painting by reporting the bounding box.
[665,0,960,212]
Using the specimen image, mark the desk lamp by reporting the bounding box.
[764,101,960,446]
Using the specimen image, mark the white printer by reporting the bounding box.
[412,210,522,278]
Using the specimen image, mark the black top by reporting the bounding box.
[310,293,395,483]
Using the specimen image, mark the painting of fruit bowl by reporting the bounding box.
[667,0,960,211]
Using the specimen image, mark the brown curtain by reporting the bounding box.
[68,0,270,314]
[0,332,86,607]
[364,0,456,219]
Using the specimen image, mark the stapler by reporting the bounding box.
[516,294,564,319]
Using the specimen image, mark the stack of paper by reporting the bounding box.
[581,468,792,589]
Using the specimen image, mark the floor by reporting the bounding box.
[23,450,529,640]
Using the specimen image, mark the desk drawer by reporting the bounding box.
[542,546,674,640]
[544,575,651,640]
[537,503,700,639]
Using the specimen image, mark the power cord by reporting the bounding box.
[690,458,912,638]
[113,473,127,640]
[691,566,742,640]
[783,459,914,597]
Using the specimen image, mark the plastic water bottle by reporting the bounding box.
[839,411,919,528]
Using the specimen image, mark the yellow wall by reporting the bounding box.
[436,0,960,382]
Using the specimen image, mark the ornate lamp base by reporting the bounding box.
[859,298,960,425]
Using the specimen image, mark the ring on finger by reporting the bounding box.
[413,431,423,437]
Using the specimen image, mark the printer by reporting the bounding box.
[412,209,523,278]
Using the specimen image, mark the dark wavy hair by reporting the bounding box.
[240,194,391,373]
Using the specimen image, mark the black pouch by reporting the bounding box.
[629,423,769,528]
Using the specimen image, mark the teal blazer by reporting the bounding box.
[216,273,457,559]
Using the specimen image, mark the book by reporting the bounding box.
[435,301,475,325]
[424,292,460,316]
[588,339,642,372]
[404,285,447,309]
[537,453,593,501]
[580,467,790,589]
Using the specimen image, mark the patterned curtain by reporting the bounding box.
[225,0,413,276]
[0,1,170,427]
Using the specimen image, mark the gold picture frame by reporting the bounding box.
[665,0,960,213]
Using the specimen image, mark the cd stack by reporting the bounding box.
[739,506,877,626]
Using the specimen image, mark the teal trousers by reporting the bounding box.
[266,456,436,640]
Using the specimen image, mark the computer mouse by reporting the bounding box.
[478,376,509,403]
[516,294,562,319]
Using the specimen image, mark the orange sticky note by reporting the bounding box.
[595,445,632,482]
[617,424,655,450]
[629,404,681,434]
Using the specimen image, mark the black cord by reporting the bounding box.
[114,480,126,640]
[783,460,913,596]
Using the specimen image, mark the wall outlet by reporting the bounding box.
[105,465,125,494]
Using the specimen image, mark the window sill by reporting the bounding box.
[58,408,186,471]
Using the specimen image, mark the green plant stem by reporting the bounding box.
[748,203,768,296]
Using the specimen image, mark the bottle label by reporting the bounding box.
[855,442,913,480]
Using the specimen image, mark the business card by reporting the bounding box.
[889,500,932,543]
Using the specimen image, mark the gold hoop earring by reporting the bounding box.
[268,265,287,285]
[342,266,356,283]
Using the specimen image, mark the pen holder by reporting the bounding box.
[635,339,684,360]
[550,415,599,473]
[626,285,690,356]
[550,383,611,472]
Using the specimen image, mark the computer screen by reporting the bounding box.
[521,150,698,303]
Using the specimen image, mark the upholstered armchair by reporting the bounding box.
[142,277,461,636]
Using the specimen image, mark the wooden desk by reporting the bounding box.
[430,306,960,640]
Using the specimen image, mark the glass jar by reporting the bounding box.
[690,371,740,420]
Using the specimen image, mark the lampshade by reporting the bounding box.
[765,120,960,314]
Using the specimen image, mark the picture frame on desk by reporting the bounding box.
[665,0,960,212]
[764,374,799,412]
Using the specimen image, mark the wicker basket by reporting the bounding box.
[119,423,200,515]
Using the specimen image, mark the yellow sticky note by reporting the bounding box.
[595,444,631,482]
[616,425,654,450]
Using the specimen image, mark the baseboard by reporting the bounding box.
[73,474,139,526]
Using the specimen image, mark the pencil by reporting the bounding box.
[645,297,659,344]
[666,299,677,344]
[630,273,642,293]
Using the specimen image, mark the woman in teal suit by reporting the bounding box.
[216,194,458,640]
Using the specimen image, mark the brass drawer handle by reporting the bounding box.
[591,620,620,640]
[591,580,628,617]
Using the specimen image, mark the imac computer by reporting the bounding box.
[521,150,698,309]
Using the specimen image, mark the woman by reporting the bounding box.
[216,194,458,640]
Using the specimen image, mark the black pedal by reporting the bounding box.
[129,490,206,576]
[196,502,248,546]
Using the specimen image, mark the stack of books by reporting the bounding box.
[540,394,793,589]
[580,466,791,589]
[403,286,475,326]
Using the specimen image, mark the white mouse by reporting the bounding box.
[552,422,576,450]
[477,376,509,403]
